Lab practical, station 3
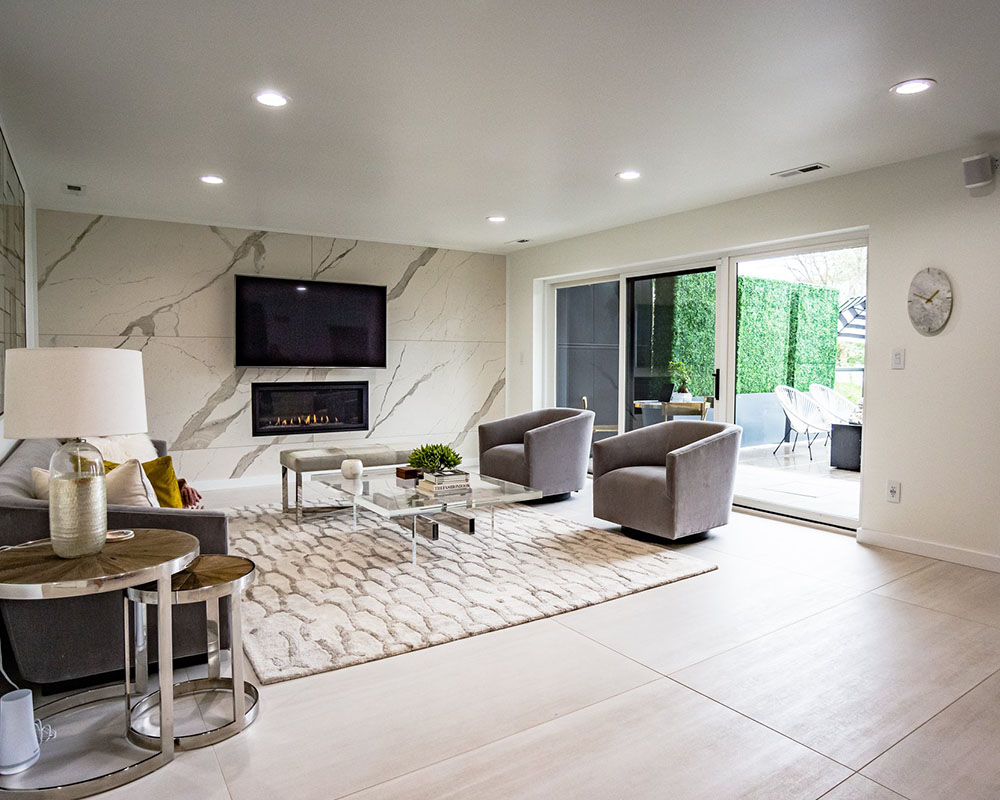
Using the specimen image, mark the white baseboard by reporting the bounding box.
[858,528,1000,574]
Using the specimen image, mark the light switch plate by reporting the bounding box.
[891,347,905,370]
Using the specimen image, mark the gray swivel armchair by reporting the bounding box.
[478,408,595,498]
[592,420,742,540]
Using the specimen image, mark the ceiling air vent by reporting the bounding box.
[62,183,87,196]
[506,239,531,244]
[771,163,829,178]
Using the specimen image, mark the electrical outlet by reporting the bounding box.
[886,480,901,503]
[891,347,905,370]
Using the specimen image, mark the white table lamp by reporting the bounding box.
[4,348,148,558]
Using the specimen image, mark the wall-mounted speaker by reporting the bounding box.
[962,153,996,189]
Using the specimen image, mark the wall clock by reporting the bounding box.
[907,268,953,335]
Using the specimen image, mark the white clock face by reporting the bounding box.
[907,268,953,335]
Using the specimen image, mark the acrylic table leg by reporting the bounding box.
[230,590,246,728]
[411,515,417,565]
[156,574,175,761]
[205,596,221,680]
[352,500,358,530]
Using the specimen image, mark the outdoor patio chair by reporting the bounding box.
[809,383,857,425]
[773,385,831,461]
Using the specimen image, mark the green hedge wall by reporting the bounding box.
[734,277,838,393]
[791,284,839,390]
[670,271,716,396]
[735,277,794,394]
[638,273,835,398]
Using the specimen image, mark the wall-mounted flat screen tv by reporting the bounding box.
[235,275,387,368]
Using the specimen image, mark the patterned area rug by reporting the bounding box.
[227,503,717,684]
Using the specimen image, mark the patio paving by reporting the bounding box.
[734,442,860,528]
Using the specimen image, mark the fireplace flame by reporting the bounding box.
[268,413,335,427]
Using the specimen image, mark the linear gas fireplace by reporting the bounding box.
[251,381,369,436]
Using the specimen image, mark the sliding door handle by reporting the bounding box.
[713,368,720,401]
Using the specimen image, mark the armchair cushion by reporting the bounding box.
[480,443,527,485]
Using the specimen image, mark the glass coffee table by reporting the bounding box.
[315,468,542,564]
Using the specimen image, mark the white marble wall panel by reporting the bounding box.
[37,211,505,481]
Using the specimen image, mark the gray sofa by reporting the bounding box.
[478,408,595,498]
[592,420,742,540]
[0,438,229,686]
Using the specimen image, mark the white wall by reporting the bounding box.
[507,145,1000,571]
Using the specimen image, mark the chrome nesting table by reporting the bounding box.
[0,529,199,799]
[126,554,259,750]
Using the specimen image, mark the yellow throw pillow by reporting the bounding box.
[104,456,183,509]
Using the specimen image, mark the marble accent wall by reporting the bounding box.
[36,210,505,481]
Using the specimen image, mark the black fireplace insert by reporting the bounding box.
[251,381,369,436]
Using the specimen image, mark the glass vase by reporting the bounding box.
[48,439,107,559]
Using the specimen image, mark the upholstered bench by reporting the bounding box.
[280,444,414,521]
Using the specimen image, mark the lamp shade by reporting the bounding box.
[3,347,148,439]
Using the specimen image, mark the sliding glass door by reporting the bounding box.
[555,281,620,441]
[625,267,717,431]
[731,245,867,526]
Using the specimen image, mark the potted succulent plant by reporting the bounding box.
[407,443,463,477]
[668,360,694,401]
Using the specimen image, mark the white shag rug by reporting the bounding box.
[227,503,716,684]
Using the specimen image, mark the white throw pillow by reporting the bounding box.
[86,434,159,464]
[31,460,157,508]
[31,467,51,501]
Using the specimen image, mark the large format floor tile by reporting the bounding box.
[557,547,862,675]
[349,678,850,800]
[819,774,907,799]
[862,668,1000,799]
[100,748,231,800]
[672,593,1000,769]
[875,560,1000,628]
[213,618,657,800]
[695,513,932,591]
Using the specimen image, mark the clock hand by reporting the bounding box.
[912,293,930,301]
[925,289,940,303]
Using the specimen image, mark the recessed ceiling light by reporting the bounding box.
[296,286,307,291]
[890,78,936,95]
[616,170,641,180]
[486,215,506,223]
[255,91,289,107]
[200,175,224,185]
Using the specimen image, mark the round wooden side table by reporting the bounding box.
[0,529,199,799]
[126,554,259,750]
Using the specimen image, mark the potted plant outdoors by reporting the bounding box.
[668,360,694,401]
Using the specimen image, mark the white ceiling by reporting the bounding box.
[1,0,998,254]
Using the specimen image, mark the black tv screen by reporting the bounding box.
[235,275,387,367]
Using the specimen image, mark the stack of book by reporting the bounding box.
[416,470,470,497]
